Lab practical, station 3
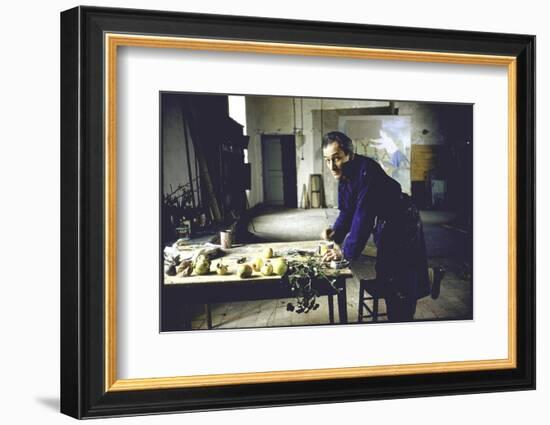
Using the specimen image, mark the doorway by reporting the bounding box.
[261,135,297,207]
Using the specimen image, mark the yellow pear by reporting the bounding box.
[261,262,274,276]
[216,263,229,275]
[272,258,288,276]
[252,257,264,272]
[194,262,210,275]
[262,247,273,259]
[237,264,253,278]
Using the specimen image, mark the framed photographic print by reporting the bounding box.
[60,5,535,419]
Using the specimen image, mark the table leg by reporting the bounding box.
[336,277,348,323]
[327,295,335,324]
[206,303,212,329]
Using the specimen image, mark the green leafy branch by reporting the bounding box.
[284,256,341,314]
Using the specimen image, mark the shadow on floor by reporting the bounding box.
[35,396,59,412]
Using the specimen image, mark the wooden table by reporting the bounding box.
[162,241,353,331]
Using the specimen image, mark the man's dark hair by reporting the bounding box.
[322,131,354,156]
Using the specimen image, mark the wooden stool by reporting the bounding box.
[358,279,388,322]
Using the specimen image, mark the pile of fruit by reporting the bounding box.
[241,247,288,278]
[170,246,290,279]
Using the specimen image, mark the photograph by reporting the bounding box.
[58,5,535,419]
[161,92,473,331]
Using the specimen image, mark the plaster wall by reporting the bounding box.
[245,96,388,207]
[161,95,199,200]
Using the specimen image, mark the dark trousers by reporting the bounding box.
[384,287,418,322]
[374,194,430,322]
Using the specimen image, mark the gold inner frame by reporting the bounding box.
[104,33,517,392]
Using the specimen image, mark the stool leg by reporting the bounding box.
[372,297,379,322]
[328,295,335,324]
[206,304,212,329]
[358,288,364,323]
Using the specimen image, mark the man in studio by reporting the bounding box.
[320,131,443,322]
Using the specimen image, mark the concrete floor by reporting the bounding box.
[188,206,472,330]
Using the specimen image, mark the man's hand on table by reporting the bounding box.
[322,247,343,263]
[321,227,335,241]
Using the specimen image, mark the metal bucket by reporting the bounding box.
[220,230,233,249]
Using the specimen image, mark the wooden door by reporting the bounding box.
[262,136,284,205]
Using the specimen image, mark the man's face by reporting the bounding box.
[323,142,351,180]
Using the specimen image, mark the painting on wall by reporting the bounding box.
[339,115,411,194]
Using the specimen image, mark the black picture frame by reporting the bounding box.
[60,5,535,419]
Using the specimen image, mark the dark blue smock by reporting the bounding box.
[332,154,430,301]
